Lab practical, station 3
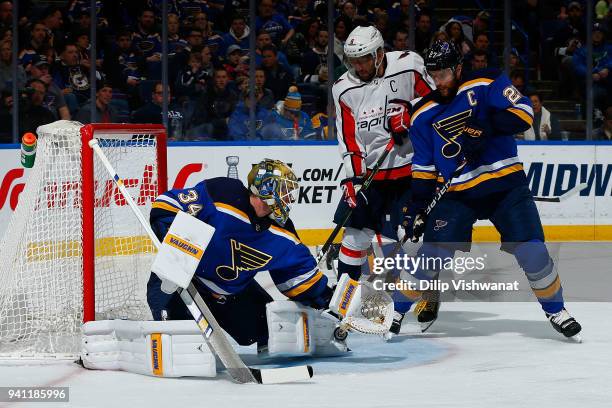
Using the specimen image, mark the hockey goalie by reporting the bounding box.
[82,159,394,378]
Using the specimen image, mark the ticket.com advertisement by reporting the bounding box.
[0,143,611,243]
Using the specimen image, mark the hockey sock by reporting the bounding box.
[514,240,564,314]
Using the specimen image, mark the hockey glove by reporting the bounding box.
[341,178,367,209]
[387,99,411,146]
[401,205,428,243]
[461,119,489,163]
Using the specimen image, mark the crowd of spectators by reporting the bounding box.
[0,0,610,142]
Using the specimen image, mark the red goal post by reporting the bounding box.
[80,123,168,323]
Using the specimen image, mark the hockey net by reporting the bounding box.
[0,121,167,361]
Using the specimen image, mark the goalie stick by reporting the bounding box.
[88,139,313,384]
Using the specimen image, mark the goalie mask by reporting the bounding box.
[248,159,299,226]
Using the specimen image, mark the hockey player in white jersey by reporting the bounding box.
[331,25,435,334]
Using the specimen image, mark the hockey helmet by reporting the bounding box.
[424,40,463,73]
[343,25,385,82]
[247,159,299,226]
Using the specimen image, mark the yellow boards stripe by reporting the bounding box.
[295,225,612,246]
[26,235,156,261]
[150,333,163,376]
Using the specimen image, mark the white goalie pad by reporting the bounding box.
[151,211,215,293]
[266,301,348,358]
[81,320,216,378]
[329,274,394,335]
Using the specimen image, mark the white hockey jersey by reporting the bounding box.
[333,50,435,180]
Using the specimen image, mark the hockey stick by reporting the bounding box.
[533,183,587,203]
[88,139,313,384]
[370,159,469,277]
[316,137,395,265]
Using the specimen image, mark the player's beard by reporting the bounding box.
[437,78,460,103]
[357,65,376,82]
[356,55,385,83]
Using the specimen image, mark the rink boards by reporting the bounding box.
[1,141,611,243]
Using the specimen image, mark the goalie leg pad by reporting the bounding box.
[82,320,216,378]
[266,301,348,358]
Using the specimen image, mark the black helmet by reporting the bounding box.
[424,40,463,72]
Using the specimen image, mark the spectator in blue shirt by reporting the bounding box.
[260,45,295,101]
[255,0,295,47]
[263,86,316,140]
[255,31,295,76]
[220,14,250,57]
[228,86,272,140]
[132,8,162,79]
[573,23,612,111]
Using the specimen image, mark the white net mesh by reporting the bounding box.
[0,121,162,359]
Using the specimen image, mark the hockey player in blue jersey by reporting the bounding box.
[397,40,582,340]
[146,159,349,355]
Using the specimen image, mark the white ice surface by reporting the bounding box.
[0,302,610,408]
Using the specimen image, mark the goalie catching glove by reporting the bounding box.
[328,273,395,336]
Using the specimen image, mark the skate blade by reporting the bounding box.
[568,333,583,343]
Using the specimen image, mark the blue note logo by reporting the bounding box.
[433,109,473,158]
[216,239,273,281]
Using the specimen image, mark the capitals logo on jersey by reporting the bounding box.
[356,97,403,133]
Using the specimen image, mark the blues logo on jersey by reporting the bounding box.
[149,177,328,303]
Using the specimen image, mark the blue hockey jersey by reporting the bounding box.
[149,177,328,305]
[409,72,534,199]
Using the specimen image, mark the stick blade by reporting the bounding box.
[251,365,314,384]
[558,182,588,202]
